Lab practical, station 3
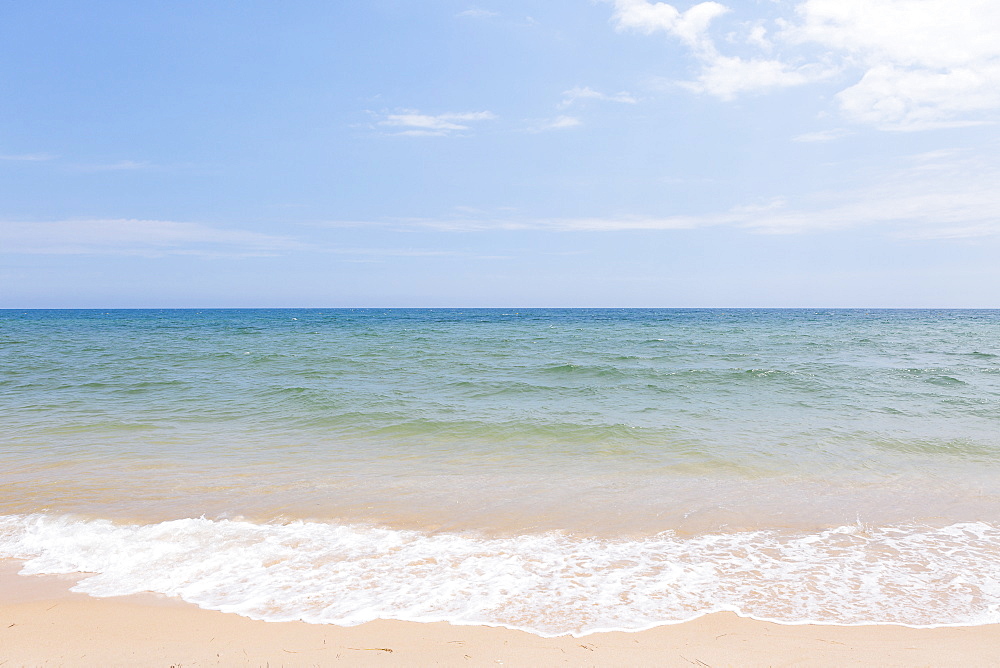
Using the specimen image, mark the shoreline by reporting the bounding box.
[3,563,999,666]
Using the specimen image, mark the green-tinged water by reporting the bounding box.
[2,308,999,633]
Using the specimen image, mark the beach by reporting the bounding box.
[4,562,1000,667]
[2,309,999,663]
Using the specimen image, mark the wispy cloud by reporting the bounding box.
[377,110,497,136]
[610,0,1000,130]
[792,128,852,143]
[326,247,512,263]
[527,115,583,132]
[456,8,499,19]
[329,247,460,258]
[316,150,1000,238]
[323,212,733,233]
[559,86,638,108]
[742,152,1000,237]
[0,152,56,162]
[1,154,156,171]
[0,219,303,257]
[73,160,151,172]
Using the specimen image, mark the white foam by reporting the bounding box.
[2,514,1000,636]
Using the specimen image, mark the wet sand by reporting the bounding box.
[2,561,998,667]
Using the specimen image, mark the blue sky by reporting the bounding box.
[2,0,998,307]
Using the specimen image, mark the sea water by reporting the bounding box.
[1,308,999,635]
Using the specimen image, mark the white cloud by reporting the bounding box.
[559,86,638,108]
[377,110,497,136]
[0,219,302,257]
[612,0,729,48]
[835,64,1000,131]
[744,23,772,50]
[681,55,831,99]
[611,0,1000,129]
[612,0,834,100]
[789,0,1000,130]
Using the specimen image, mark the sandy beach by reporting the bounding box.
[2,562,997,667]
[4,310,1000,666]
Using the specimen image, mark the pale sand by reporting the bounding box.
[2,562,998,667]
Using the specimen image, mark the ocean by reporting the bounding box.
[1,308,999,636]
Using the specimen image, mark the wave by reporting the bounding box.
[2,515,1000,637]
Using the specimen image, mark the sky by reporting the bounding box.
[2,0,999,307]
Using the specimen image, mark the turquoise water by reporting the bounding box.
[2,309,1000,633]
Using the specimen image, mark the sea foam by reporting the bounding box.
[2,514,1000,636]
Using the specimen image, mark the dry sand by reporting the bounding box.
[2,561,998,667]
